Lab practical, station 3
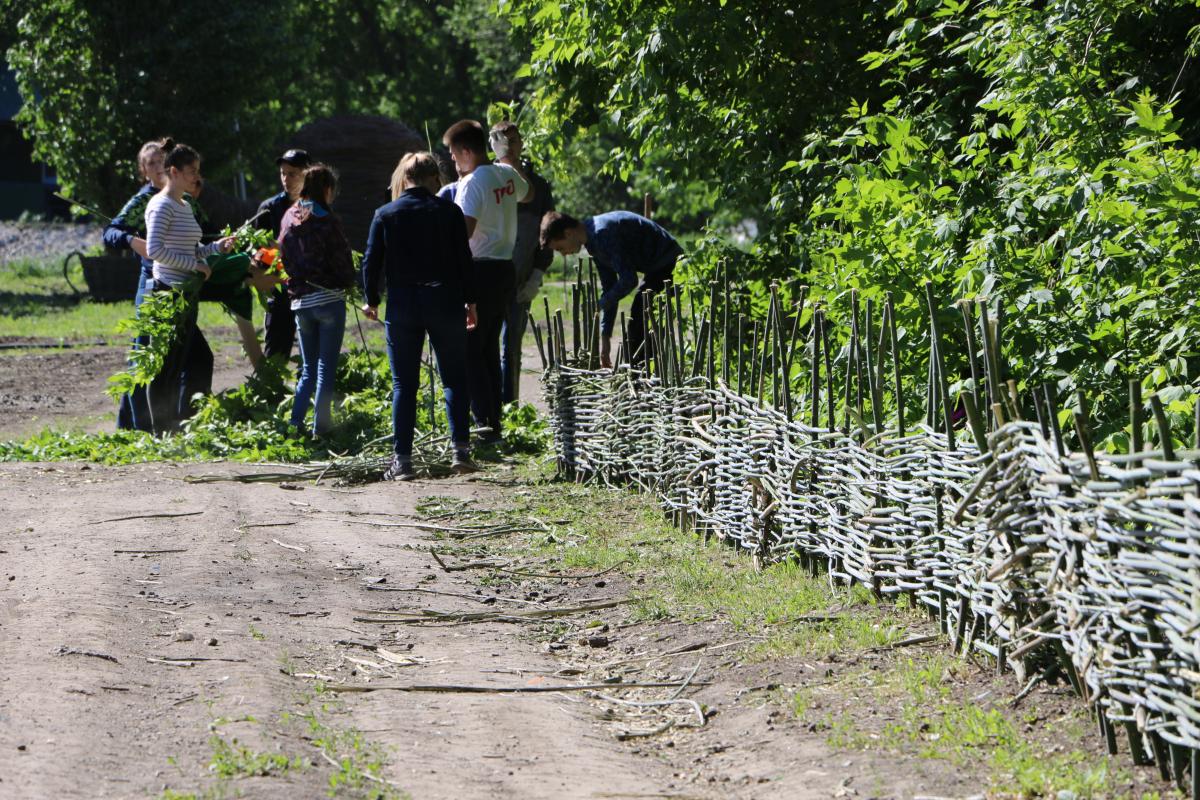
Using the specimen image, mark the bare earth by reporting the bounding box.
[0,339,251,441]
[0,459,982,800]
[0,341,1172,800]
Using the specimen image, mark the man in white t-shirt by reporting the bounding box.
[441,119,532,442]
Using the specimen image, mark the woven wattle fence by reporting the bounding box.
[531,269,1200,794]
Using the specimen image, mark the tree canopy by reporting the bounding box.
[1,0,524,211]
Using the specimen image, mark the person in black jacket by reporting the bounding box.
[255,148,311,359]
[362,152,478,481]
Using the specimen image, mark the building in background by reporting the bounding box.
[0,62,64,220]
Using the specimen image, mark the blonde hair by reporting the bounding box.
[390,151,442,200]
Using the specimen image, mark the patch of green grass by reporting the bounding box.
[303,711,409,799]
[507,472,924,657]
[0,256,252,341]
[817,663,1160,798]
[208,734,307,779]
[249,624,265,641]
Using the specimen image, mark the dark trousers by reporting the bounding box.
[118,268,155,431]
[146,294,212,433]
[263,286,296,359]
[626,266,674,366]
[501,299,531,405]
[384,285,470,457]
[467,260,515,432]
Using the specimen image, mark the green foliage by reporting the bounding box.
[1,347,546,467]
[207,734,307,779]
[2,0,530,213]
[104,288,193,400]
[507,0,1200,444]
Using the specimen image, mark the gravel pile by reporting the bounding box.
[0,221,106,265]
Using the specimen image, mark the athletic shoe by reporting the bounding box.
[451,454,479,475]
[383,457,415,482]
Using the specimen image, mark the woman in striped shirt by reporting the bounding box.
[278,164,355,436]
[143,140,234,432]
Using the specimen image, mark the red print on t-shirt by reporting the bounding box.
[493,179,515,204]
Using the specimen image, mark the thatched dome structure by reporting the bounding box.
[286,115,426,250]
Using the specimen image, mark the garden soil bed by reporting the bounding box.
[0,337,257,441]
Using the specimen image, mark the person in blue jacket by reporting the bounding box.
[103,138,169,430]
[539,210,682,368]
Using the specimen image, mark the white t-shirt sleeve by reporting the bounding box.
[456,172,487,221]
[509,166,530,202]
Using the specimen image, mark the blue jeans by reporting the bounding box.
[292,301,346,434]
[119,267,155,432]
[384,285,470,457]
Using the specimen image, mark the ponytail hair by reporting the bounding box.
[137,137,170,180]
[300,163,338,205]
[162,138,200,171]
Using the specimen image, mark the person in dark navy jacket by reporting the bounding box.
[361,152,477,482]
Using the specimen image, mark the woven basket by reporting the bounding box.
[69,252,141,302]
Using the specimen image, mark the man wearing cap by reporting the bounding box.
[255,148,312,359]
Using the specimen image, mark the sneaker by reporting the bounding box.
[383,456,415,482]
[478,428,503,446]
[451,453,479,475]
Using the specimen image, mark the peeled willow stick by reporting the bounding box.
[886,294,904,438]
[924,282,956,449]
[749,321,761,403]
[736,314,746,395]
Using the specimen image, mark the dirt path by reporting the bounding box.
[1,451,1000,800]
[1,340,1127,799]
[0,340,252,441]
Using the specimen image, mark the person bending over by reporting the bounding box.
[540,210,682,368]
[362,152,478,481]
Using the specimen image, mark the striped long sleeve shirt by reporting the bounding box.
[146,192,220,287]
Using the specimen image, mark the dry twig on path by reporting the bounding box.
[352,598,626,625]
[92,511,203,525]
[55,646,119,663]
[315,680,710,694]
